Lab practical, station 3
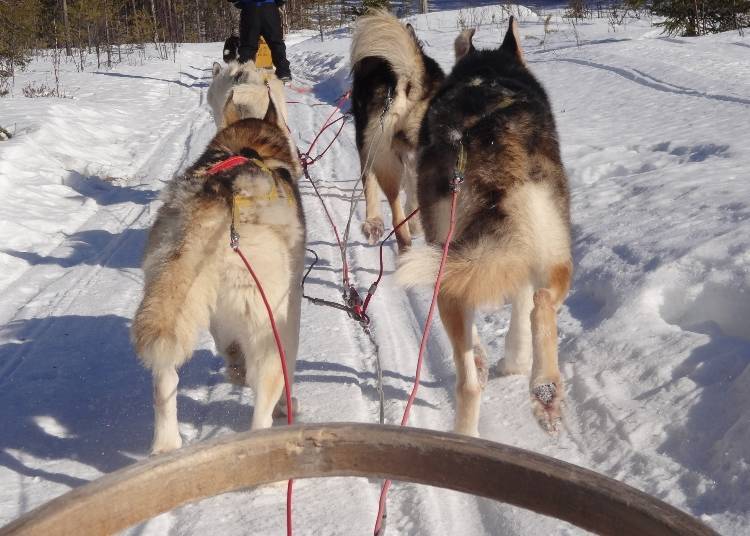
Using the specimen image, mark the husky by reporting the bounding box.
[132,62,305,454]
[399,19,573,436]
[208,60,297,160]
[223,34,240,63]
[207,61,236,128]
[350,10,445,251]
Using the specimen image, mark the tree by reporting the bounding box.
[652,0,750,35]
[61,0,72,55]
[1,0,372,79]
[362,0,391,13]
[0,0,42,76]
[566,0,588,19]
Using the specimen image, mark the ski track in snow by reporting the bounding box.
[1,6,749,535]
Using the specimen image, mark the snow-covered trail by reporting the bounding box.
[1,6,749,536]
[0,48,219,524]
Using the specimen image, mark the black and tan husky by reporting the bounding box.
[350,10,445,251]
[399,18,573,435]
[132,63,305,453]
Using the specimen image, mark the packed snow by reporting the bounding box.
[0,5,748,535]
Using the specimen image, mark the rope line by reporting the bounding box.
[233,246,295,536]
[373,145,466,536]
[271,86,461,536]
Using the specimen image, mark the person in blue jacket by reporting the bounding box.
[227,0,292,81]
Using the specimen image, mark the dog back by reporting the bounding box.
[399,19,571,306]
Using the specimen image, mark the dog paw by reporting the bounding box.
[262,479,292,491]
[151,434,182,455]
[273,396,299,418]
[494,358,531,377]
[454,420,480,438]
[530,382,563,435]
[473,344,489,389]
[362,217,385,245]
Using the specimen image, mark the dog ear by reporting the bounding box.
[454,28,476,61]
[500,16,525,65]
[263,95,279,126]
[212,61,222,78]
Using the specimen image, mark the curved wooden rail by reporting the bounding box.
[0,424,716,536]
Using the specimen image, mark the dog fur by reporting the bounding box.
[132,63,305,454]
[350,10,445,251]
[398,18,573,436]
[223,34,240,63]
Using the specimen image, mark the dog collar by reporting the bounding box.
[207,155,267,175]
[206,154,292,208]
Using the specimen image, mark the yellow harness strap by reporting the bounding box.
[247,157,271,175]
[455,141,468,178]
[231,178,295,229]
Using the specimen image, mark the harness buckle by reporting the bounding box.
[344,285,369,326]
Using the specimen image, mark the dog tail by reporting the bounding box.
[350,10,423,89]
[397,246,444,288]
[397,244,529,308]
[132,200,229,371]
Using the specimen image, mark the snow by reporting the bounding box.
[1,5,749,535]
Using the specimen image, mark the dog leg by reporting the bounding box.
[381,179,411,252]
[361,169,385,245]
[250,353,286,430]
[273,282,301,419]
[530,262,572,434]
[273,396,299,418]
[151,366,182,454]
[390,192,411,252]
[439,295,482,437]
[471,324,489,389]
[403,161,422,236]
[497,283,534,376]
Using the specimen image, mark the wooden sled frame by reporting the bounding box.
[0,423,716,535]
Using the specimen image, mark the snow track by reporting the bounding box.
[1,7,749,535]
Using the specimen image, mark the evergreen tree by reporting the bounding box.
[0,0,42,76]
[652,0,750,35]
[362,0,390,12]
[0,0,406,81]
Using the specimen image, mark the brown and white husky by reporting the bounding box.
[399,19,573,436]
[132,62,305,453]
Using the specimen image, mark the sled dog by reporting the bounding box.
[350,10,445,251]
[399,19,573,435]
[132,62,305,454]
[223,34,240,63]
[208,60,297,159]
